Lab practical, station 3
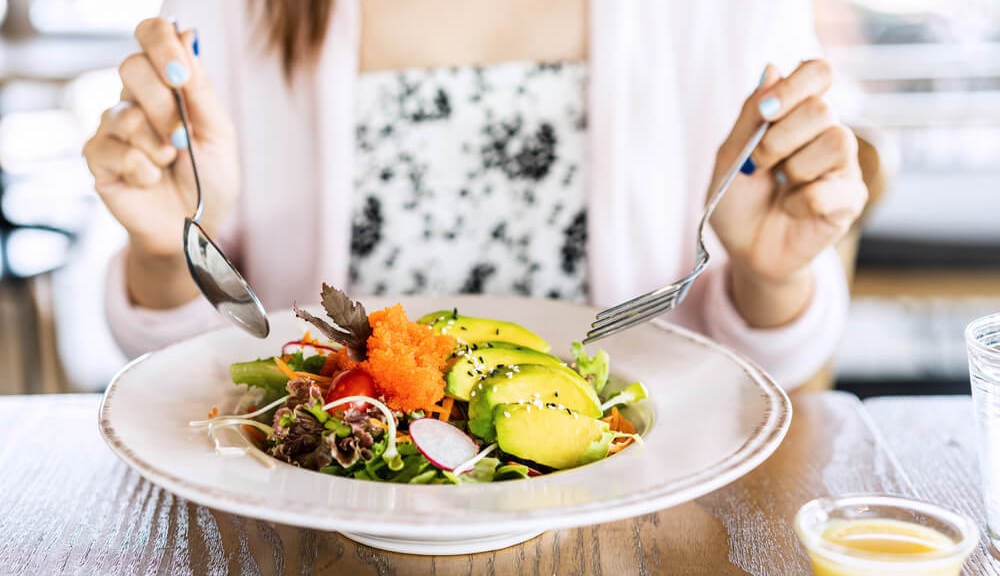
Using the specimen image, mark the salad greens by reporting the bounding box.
[192,295,648,485]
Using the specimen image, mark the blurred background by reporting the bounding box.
[0,0,996,396]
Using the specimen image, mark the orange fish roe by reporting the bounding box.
[360,304,456,413]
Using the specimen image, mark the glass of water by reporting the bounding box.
[966,312,1000,551]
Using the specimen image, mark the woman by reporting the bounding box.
[82,0,867,388]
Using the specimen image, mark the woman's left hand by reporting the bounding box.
[709,59,868,328]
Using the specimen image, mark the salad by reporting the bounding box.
[191,285,647,484]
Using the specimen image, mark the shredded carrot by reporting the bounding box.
[294,371,332,383]
[242,424,266,445]
[601,407,636,433]
[368,418,388,432]
[396,433,412,444]
[321,347,357,377]
[359,304,456,413]
[208,406,219,418]
[273,356,299,380]
[437,397,455,422]
[602,407,637,454]
[302,330,314,344]
[608,441,629,455]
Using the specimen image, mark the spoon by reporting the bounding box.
[173,84,270,338]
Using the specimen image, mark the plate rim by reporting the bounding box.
[98,298,791,537]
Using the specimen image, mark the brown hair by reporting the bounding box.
[261,0,334,80]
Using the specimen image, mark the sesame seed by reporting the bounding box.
[492,386,498,393]
[532,392,541,398]
[471,390,476,397]
[557,404,565,410]
[503,411,511,418]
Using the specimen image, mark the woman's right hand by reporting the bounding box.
[83,18,240,309]
[84,17,239,261]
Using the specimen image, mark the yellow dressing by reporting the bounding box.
[823,518,952,554]
[808,519,963,576]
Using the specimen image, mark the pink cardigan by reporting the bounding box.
[107,0,848,389]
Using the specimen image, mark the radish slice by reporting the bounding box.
[409,418,480,471]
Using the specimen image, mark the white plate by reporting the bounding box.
[99,295,791,555]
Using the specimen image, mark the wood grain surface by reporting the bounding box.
[864,395,1000,575]
[2,392,995,575]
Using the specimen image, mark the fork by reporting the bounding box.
[583,122,770,344]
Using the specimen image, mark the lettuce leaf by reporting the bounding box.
[571,342,609,394]
[229,351,327,404]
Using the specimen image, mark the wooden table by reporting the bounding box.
[2,392,998,575]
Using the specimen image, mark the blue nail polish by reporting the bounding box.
[192,31,200,57]
[165,60,189,85]
[740,158,756,175]
[759,96,780,119]
[171,127,189,149]
[758,66,768,87]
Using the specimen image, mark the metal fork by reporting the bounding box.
[583,122,769,344]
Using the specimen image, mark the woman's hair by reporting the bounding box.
[262,0,334,80]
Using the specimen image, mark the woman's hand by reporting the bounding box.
[709,60,868,328]
[83,18,240,308]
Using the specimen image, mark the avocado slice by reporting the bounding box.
[417,310,550,352]
[445,342,574,400]
[494,403,615,470]
[467,364,602,441]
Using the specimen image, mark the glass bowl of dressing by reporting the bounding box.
[794,495,979,576]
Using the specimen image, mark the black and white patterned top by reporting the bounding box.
[350,61,588,301]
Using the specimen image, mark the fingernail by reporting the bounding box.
[142,164,161,184]
[171,126,188,149]
[775,169,788,186]
[192,30,200,57]
[740,158,756,175]
[165,60,189,86]
[759,96,781,119]
[758,66,769,88]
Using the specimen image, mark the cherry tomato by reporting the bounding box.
[324,368,377,414]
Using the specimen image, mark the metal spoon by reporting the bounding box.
[174,87,270,338]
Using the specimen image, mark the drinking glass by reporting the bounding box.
[967,312,1000,551]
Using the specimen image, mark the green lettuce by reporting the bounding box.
[571,342,609,394]
[229,351,327,403]
[600,382,649,413]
